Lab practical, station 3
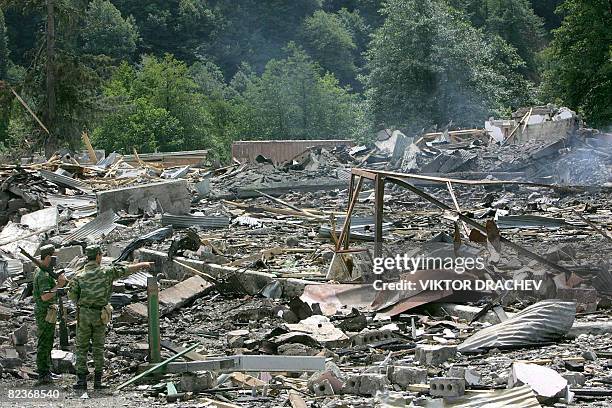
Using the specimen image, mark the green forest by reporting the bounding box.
[0,0,610,160]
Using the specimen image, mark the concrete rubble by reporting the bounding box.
[0,109,610,407]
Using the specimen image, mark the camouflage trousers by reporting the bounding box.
[75,307,106,374]
[35,307,55,375]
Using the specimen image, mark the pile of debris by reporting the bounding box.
[0,109,610,407]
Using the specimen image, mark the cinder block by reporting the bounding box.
[343,373,389,396]
[313,379,335,396]
[0,348,22,368]
[308,361,347,394]
[415,345,457,366]
[352,330,396,346]
[429,377,465,397]
[387,366,428,387]
[180,371,216,392]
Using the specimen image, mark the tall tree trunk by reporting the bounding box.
[44,0,57,157]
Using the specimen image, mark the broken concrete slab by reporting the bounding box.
[415,344,457,366]
[387,366,428,387]
[97,180,191,215]
[123,275,213,320]
[55,245,83,265]
[180,371,216,392]
[51,349,75,373]
[20,207,59,230]
[508,362,569,401]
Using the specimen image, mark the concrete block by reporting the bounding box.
[10,325,28,346]
[415,344,457,366]
[556,288,597,313]
[313,379,335,396]
[51,349,75,373]
[352,330,396,346]
[447,366,481,386]
[56,245,83,265]
[343,373,389,396]
[180,371,216,392]
[97,180,191,216]
[388,366,428,387]
[562,372,586,386]
[429,377,465,397]
[509,362,567,400]
[308,361,347,394]
[0,348,22,368]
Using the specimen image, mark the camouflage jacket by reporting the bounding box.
[33,267,56,310]
[68,261,128,309]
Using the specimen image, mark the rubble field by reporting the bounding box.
[0,110,611,407]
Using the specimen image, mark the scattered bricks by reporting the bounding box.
[429,377,465,398]
[556,288,598,313]
[51,350,75,373]
[415,345,457,366]
[352,330,396,346]
[180,371,216,392]
[313,379,335,396]
[562,372,586,386]
[55,245,83,265]
[0,348,22,369]
[387,366,428,387]
[447,366,482,386]
[308,361,347,394]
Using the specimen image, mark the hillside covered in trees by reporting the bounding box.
[0,0,610,159]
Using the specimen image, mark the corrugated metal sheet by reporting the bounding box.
[39,169,93,193]
[161,213,230,229]
[418,385,541,408]
[232,140,354,164]
[63,210,120,243]
[458,300,576,353]
[116,271,152,288]
[496,215,571,229]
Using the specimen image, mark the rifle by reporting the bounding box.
[18,247,60,279]
[19,247,69,349]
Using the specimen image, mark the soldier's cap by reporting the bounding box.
[39,244,55,259]
[86,245,102,259]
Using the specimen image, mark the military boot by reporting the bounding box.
[35,372,52,385]
[73,373,87,390]
[93,372,108,389]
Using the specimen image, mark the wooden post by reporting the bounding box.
[374,175,385,258]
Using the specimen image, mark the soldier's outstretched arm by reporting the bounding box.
[110,262,155,280]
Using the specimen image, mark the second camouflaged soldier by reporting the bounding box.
[32,244,67,385]
[68,245,153,390]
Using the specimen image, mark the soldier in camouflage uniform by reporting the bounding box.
[68,245,153,389]
[33,244,67,385]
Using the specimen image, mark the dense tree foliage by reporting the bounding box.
[364,0,531,131]
[540,0,612,127]
[0,0,609,158]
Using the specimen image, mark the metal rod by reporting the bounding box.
[385,176,573,277]
[117,343,199,390]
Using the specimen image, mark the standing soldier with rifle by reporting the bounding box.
[68,245,153,390]
[32,244,67,385]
